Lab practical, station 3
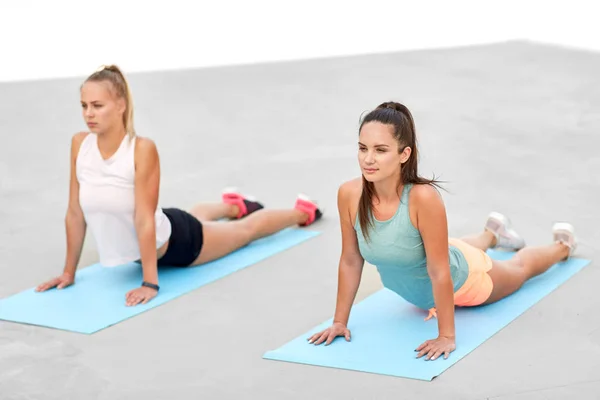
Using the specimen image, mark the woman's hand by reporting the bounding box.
[35,273,75,292]
[125,286,158,306]
[415,335,456,361]
[307,322,351,346]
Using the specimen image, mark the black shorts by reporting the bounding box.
[158,208,204,267]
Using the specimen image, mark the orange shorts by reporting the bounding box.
[450,238,494,307]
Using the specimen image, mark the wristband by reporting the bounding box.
[142,281,160,292]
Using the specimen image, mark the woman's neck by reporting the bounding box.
[373,176,404,204]
[96,127,127,158]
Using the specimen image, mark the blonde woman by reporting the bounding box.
[35,65,322,306]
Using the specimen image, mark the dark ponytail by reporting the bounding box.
[357,102,443,241]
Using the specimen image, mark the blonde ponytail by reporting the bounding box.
[85,64,136,139]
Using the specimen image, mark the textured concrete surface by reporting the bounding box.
[1,40,599,399]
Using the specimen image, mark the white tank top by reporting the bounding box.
[76,133,172,267]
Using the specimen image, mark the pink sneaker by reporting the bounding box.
[294,194,323,226]
[222,187,264,219]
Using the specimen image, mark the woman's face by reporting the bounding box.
[358,121,410,183]
[80,81,124,134]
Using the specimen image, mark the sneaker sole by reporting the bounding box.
[552,222,576,249]
[485,212,509,234]
[297,193,315,203]
[552,222,575,235]
[552,222,577,259]
[222,187,258,202]
[296,193,324,225]
[222,186,240,196]
[297,193,324,211]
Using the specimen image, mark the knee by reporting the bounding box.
[509,253,530,280]
[511,252,526,269]
[189,205,208,222]
[238,219,257,241]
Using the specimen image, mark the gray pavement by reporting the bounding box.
[1,40,599,399]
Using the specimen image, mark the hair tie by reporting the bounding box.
[94,64,118,74]
[384,104,400,113]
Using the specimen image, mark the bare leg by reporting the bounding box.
[460,230,497,251]
[483,242,570,304]
[191,209,309,265]
[189,202,239,221]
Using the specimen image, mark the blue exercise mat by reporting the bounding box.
[0,228,320,334]
[263,250,591,381]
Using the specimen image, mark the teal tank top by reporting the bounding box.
[355,184,469,310]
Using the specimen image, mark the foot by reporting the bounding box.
[294,194,323,227]
[484,212,526,251]
[222,187,264,219]
[552,222,577,260]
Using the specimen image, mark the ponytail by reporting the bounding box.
[357,102,443,241]
[84,64,135,139]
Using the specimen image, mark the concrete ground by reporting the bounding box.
[1,40,599,399]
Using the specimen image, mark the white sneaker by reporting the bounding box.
[484,212,526,250]
[552,222,577,260]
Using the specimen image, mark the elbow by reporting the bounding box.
[429,267,453,285]
[134,212,155,234]
[340,254,364,271]
[65,206,84,224]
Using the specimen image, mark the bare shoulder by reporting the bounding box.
[134,136,159,164]
[410,183,442,201]
[134,136,158,154]
[338,177,362,224]
[71,131,89,147]
[338,177,362,204]
[70,131,90,157]
[409,184,444,211]
[72,131,89,140]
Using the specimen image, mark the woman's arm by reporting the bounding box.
[309,180,364,345]
[63,132,88,277]
[36,132,87,292]
[133,137,161,288]
[333,181,365,326]
[413,184,456,360]
[121,136,162,306]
